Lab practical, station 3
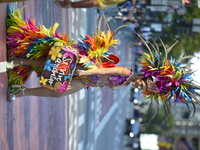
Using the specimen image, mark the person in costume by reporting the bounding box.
[55,0,127,9]
[6,5,200,121]
[6,6,147,101]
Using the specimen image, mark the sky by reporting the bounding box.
[191,52,200,82]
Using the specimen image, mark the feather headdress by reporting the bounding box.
[137,34,200,120]
[74,15,128,68]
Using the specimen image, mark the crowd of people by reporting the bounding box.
[55,0,152,42]
[117,0,152,41]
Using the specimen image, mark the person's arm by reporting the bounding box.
[75,67,131,77]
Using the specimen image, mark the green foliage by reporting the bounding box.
[158,12,167,22]
[168,41,183,58]
[140,104,174,135]
[180,33,200,54]
[185,1,200,22]
[153,2,200,58]
[159,34,183,59]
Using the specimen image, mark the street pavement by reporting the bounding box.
[0,1,135,150]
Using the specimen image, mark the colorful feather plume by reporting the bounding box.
[137,34,200,120]
[6,5,74,91]
[84,31,118,59]
[7,5,74,59]
[73,15,122,68]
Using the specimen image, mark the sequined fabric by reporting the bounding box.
[77,71,132,89]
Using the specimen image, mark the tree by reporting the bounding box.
[181,33,200,55]
[140,104,174,135]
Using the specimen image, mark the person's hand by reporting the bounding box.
[74,69,87,77]
[132,75,146,89]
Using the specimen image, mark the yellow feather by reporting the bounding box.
[143,53,151,59]
[52,23,59,35]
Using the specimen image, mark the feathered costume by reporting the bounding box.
[137,34,200,120]
[7,5,129,92]
[7,6,200,117]
[7,6,74,92]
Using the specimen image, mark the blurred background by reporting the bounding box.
[98,0,200,149]
[0,0,200,150]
